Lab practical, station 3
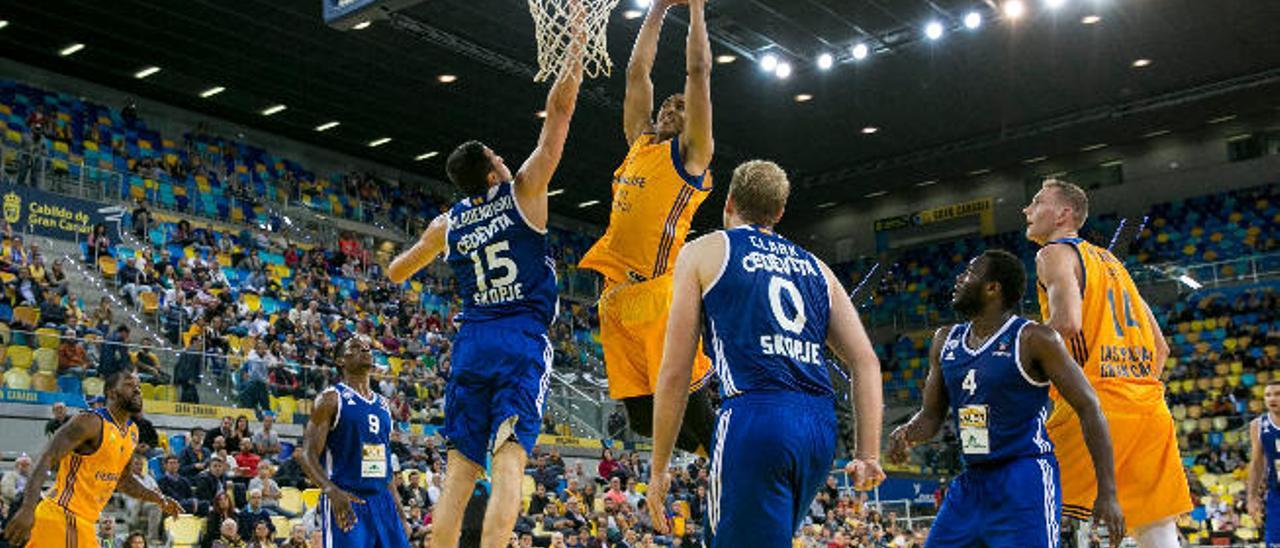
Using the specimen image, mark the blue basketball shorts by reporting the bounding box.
[320,489,409,548]
[1266,490,1280,545]
[927,455,1061,548]
[704,391,836,548]
[444,316,553,466]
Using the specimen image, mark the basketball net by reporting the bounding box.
[529,0,620,82]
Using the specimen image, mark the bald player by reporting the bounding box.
[1024,179,1191,547]
[580,0,716,455]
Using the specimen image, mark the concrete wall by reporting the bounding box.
[800,119,1280,262]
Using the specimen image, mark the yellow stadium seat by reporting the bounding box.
[98,256,118,279]
[7,345,33,370]
[4,369,31,390]
[35,328,60,349]
[12,306,39,327]
[83,376,105,397]
[278,487,304,516]
[301,488,322,511]
[31,372,56,392]
[33,348,57,374]
[270,515,291,539]
[243,293,261,312]
[140,383,156,401]
[0,323,9,346]
[277,396,297,422]
[139,291,159,314]
[165,515,204,546]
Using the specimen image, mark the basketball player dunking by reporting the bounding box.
[1247,380,1280,546]
[386,34,585,547]
[888,250,1125,547]
[645,161,885,546]
[1026,179,1193,547]
[578,0,717,454]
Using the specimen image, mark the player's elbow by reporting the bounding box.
[1047,316,1082,338]
[686,59,711,78]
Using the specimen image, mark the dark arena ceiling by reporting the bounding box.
[4,0,1280,231]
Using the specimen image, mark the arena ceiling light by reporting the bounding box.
[260,104,287,116]
[817,202,837,209]
[634,0,651,7]
[968,167,991,176]
[577,200,600,208]
[437,74,457,83]
[314,121,340,132]
[536,110,548,118]
[59,43,85,57]
[547,189,565,196]
[1132,58,1153,68]
[0,20,8,30]
[199,86,226,98]
[1142,129,1171,138]
[134,66,161,79]
[915,180,938,187]
[924,21,945,41]
[622,10,643,19]
[964,12,982,30]
[1177,274,1203,290]
[715,54,737,64]
[816,53,834,70]
[851,43,870,61]
[794,94,813,102]
[414,151,439,161]
[1002,0,1026,20]
[1022,155,1049,164]
[1044,0,1067,9]
[352,20,372,30]
[1208,114,1237,124]
[1081,15,1101,24]
[1080,143,1108,151]
[774,62,792,79]
[759,53,778,73]
[368,137,392,147]
[864,190,889,198]
[861,126,878,134]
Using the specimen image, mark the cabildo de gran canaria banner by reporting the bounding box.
[1,183,111,240]
[873,197,995,233]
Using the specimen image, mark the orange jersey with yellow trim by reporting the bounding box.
[46,409,138,520]
[1036,237,1166,411]
[580,135,711,282]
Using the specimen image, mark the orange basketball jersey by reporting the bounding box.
[580,135,711,282]
[46,409,138,520]
[1036,237,1165,411]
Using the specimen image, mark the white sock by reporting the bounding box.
[1134,518,1179,548]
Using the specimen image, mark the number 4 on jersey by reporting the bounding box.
[962,368,977,396]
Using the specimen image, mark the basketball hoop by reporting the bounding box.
[529,0,620,82]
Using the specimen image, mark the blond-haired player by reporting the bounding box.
[579,0,716,453]
[1024,179,1192,547]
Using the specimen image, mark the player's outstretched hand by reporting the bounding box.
[1092,493,1126,548]
[159,495,183,517]
[645,469,673,535]
[326,486,366,532]
[3,504,35,547]
[845,457,886,491]
[886,425,912,466]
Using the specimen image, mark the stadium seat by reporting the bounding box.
[165,515,204,547]
[4,369,31,390]
[139,291,159,314]
[169,434,187,457]
[11,306,39,327]
[270,515,291,539]
[30,372,56,392]
[97,256,118,279]
[34,328,60,349]
[83,376,105,397]
[6,345,33,370]
[278,487,304,516]
[33,348,57,374]
[301,488,321,511]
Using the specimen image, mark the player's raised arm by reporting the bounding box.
[679,0,713,175]
[3,413,99,546]
[1024,324,1124,546]
[888,328,950,465]
[623,0,678,144]
[387,214,447,284]
[817,261,883,487]
[1036,244,1084,338]
[1248,418,1265,523]
[1142,300,1170,371]
[296,390,364,532]
[514,20,586,227]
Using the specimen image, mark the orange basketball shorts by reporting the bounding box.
[1047,398,1193,532]
[598,275,711,400]
[26,499,96,548]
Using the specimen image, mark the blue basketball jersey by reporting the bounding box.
[701,225,833,399]
[446,181,559,326]
[1261,414,1280,495]
[940,316,1053,466]
[323,382,394,496]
